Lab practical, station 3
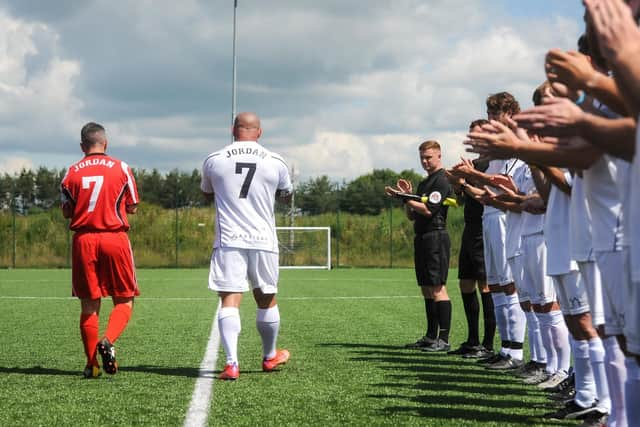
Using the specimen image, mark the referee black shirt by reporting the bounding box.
[413,168,453,235]
[461,160,488,228]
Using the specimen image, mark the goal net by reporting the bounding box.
[276,226,331,269]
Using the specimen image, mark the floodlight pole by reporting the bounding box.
[231,0,238,141]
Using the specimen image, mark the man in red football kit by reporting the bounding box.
[60,122,140,378]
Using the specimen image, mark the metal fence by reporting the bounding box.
[0,202,464,269]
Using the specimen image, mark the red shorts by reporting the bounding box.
[72,231,139,299]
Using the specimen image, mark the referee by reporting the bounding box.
[403,140,454,352]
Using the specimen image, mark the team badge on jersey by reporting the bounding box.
[428,191,442,204]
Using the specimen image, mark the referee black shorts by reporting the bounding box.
[458,225,486,281]
[414,230,450,287]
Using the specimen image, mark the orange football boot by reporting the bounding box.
[218,363,239,380]
[262,349,290,372]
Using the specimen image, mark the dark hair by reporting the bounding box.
[80,122,106,145]
[577,34,589,55]
[469,119,489,130]
[486,92,520,116]
[532,81,552,106]
[418,140,441,152]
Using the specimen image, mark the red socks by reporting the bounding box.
[105,304,132,344]
[80,313,99,367]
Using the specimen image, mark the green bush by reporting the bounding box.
[0,203,465,268]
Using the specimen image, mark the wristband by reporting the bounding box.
[575,91,586,106]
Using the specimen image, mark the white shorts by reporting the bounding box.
[522,233,556,305]
[483,213,513,286]
[578,260,605,327]
[208,247,279,294]
[594,250,626,336]
[551,270,590,316]
[624,249,640,355]
[508,255,528,303]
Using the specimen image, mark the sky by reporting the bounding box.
[0,0,584,182]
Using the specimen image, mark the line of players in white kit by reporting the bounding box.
[450,2,640,425]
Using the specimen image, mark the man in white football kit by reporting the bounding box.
[201,112,293,380]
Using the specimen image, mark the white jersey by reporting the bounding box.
[544,171,577,275]
[631,119,640,281]
[505,162,528,259]
[612,157,631,248]
[569,174,593,262]
[201,140,293,253]
[519,166,545,237]
[483,158,520,217]
[583,155,623,252]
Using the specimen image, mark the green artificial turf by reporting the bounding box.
[0,268,577,426]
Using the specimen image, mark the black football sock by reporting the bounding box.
[425,298,438,340]
[481,292,496,350]
[436,300,452,343]
[461,290,480,346]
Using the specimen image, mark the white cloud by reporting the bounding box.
[0,10,83,156]
[0,156,34,174]
[0,2,583,180]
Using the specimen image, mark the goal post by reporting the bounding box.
[276,226,331,270]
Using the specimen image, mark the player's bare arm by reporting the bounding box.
[467,130,602,170]
[537,165,571,195]
[61,201,74,219]
[545,49,628,115]
[126,204,138,214]
[521,195,546,215]
[585,0,640,116]
[577,115,636,161]
[276,189,292,204]
[529,165,551,204]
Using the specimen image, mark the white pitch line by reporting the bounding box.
[0,277,409,284]
[183,303,221,427]
[0,295,419,301]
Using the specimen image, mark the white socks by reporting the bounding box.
[572,338,596,409]
[492,293,509,355]
[525,310,546,363]
[549,310,570,374]
[604,336,627,427]
[507,298,526,360]
[256,306,280,360]
[625,357,640,427]
[588,337,611,413]
[218,307,241,365]
[536,312,557,374]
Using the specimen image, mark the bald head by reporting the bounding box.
[233,112,262,142]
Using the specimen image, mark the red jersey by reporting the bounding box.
[61,153,139,232]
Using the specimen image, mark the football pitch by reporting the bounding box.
[0,268,576,426]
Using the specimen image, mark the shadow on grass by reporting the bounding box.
[119,365,266,377]
[319,342,565,426]
[0,366,78,376]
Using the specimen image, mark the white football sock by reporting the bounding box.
[256,305,280,360]
[507,300,526,360]
[218,306,241,365]
[525,310,545,363]
[625,357,640,427]
[549,310,570,374]
[491,293,509,355]
[603,336,627,427]
[537,312,557,374]
[588,336,611,413]
[571,338,596,409]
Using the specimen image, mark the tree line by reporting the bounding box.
[0,167,424,215]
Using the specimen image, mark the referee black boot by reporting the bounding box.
[405,335,437,349]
